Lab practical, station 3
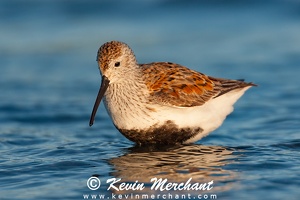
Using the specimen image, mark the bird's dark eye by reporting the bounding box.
[114,62,120,67]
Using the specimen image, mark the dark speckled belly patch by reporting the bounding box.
[117,120,203,145]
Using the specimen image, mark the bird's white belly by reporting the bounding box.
[104,86,251,144]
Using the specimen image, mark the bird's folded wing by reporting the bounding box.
[141,62,255,107]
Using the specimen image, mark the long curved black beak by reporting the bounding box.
[89,75,110,126]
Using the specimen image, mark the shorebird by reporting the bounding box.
[89,41,256,145]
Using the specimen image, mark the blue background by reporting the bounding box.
[0,0,300,199]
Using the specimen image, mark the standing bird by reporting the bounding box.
[90,41,256,145]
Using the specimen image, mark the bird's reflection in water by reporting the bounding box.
[108,144,238,196]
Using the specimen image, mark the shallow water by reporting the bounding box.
[1,0,300,200]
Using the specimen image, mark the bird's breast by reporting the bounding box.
[103,83,158,130]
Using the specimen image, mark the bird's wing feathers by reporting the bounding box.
[141,62,255,107]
